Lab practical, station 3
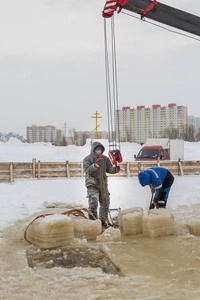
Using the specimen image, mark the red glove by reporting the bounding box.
[95,157,103,168]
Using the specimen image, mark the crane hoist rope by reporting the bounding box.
[103,16,122,170]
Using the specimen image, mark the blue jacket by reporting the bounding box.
[138,167,168,189]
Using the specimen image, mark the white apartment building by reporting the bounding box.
[27,125,63,144]
[116,104,188,144]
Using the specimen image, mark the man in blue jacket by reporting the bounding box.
[138,167,174,209]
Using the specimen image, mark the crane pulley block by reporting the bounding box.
[103,0,157,19]
[109,149,122,171]
[102,0,129,18]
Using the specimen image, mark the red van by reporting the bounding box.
[134,145,170,161]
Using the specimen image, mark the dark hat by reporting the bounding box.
[94,145,104,152]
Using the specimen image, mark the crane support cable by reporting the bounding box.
[104,18,113,145]
[104,16,121,151]
[104,17,122,169]
[111,16,121,150]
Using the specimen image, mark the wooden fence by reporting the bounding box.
[0,158,200,183]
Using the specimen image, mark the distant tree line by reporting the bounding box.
[119,125,200,143]
[163,125,200,142]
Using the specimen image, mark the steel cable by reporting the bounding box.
[104,17,121,151]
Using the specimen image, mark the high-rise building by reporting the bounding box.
[26,125,63,145]
[116,104,188,144]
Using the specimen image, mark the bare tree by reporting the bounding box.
[195,127,200,142]
[126,128,133,143]
[165,127,179,139]
[185,125,195,142]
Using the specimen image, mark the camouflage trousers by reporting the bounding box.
[87,187,110,222]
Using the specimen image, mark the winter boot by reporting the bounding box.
[101,220,108,227]
[156,200,166,209]
[156,192,167,208]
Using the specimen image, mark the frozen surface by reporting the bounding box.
[1,213,200,299]
[1,139,200,299]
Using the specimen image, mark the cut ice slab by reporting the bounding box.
[188,220,200,236]
[69,215,102,240]
[25,213,103,248]
[122,212,143,235]
[143,209,178,238]
[25,214,74,248]
[26,244,122,275]
[118,207,143,235]
[97,227,121,242]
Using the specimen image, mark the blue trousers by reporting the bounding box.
[155,187,171,202]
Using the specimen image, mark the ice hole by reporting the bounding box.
[26,244,122,275]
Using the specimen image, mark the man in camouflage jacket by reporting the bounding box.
[83,141,120,227]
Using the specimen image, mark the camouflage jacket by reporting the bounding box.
[83,141,117,191]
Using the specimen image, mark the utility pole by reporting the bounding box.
[63,121,67,136]
[91,111,102,139]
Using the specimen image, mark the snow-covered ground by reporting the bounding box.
[1,137,200,162]
[1,138,200,299]
[0,138,200,228]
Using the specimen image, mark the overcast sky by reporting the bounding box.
[0,0,200,137]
